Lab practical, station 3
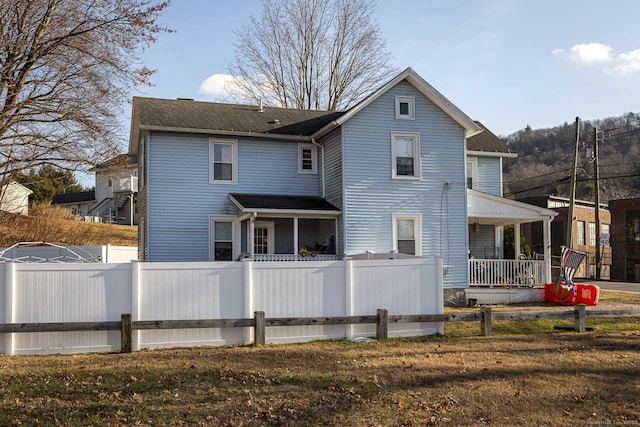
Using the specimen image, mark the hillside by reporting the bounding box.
[0,209,138,248]
[503,112,640,202]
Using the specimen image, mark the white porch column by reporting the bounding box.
[249,217,255,258]
[514,223,521,259]
[293,218,299,255]
[543,217,552,283]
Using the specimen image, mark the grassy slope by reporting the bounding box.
[0,210,137,247]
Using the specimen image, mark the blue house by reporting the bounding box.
[129,68,556,291]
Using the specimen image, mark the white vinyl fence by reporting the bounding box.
[0,257,443,355]
[0,244,137,263]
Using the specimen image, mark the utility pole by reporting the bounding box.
[566,117,580,248]
[593,127,601,280]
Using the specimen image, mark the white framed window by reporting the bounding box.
[577,221,585,245]
[588,222,596,246]
[391,132,420,179]
[466,157,478,190]
[392,213,422,256]
[298,143,317,174]
[209,216,238,261]
[395,96,415,120]
[209,139,237,184]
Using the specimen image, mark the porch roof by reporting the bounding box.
[230,193,341,217]
[467,189,558,226]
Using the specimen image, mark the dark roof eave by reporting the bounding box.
[140,125,312,141]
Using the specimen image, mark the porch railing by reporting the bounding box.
[469,259,546,287]
[252,254,339,262]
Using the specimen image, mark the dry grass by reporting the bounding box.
[1,294,639,426]
[0,203,137,247]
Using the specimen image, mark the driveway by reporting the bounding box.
[578,279,640,293]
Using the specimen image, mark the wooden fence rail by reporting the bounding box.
[1,306,639,354]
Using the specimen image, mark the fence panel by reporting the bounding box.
[252,261,346,343]
[137,262,245,349]
[10,263,131,355]
[351,258,443,337]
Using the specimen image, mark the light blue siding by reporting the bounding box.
[146,133,320,261]
[476,156,502,196]
[341,80,469,288]
[321,128,344,256]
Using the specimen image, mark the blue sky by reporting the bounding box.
[132,0,640,138]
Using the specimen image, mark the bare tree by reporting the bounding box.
[0,0,170,189]
[229,0,396,111]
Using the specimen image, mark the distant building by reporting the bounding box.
[0,181,33,215]
[609,197,640,282]
[51,190,96,217]
[518,196,611,279]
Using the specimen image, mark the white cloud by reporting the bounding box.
[570,43,613,64]
[199,73,237,97]
[606,49,640,75]
[553,42,640,76]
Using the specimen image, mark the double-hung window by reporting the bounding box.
[298,143,317,174]
[393,213,422,255]
[391,132,420,179]
[577,221,586,245]
[210,216,236,261]
[209,139,237,184]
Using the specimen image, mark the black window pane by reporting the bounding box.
[214,163,232,181]
[215,242,232,260]
[397,157,414,176]
[399,102,409,116]
[398,239,415,255]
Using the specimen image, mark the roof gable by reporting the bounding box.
[312,67,482,139]
[467,121,514,156]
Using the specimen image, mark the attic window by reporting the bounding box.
[395,96,415,120]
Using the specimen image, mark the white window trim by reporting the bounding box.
[208,215,239,261]
[392,213,422,256]
[395,96,415,120]
[209,138,238,184]
[391,132,421,179]
[466,157,478,190]
[298,143,317,174]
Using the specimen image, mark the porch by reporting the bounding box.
[467,189,558,288]
[230,193,340,262]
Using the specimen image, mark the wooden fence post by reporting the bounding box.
[376,309,388,340]
[254,311,265,346]
[480,307,492,336]
[121,313,132,353]
[574,305,586,333]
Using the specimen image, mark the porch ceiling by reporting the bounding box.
[467,189,558,226]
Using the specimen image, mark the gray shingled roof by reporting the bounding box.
[230,194,340,212]
[133,97,344,136]
[467,121,512,154]
[52,190,96,205]
[91,154,138,172]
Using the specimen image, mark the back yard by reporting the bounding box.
[1,291,638,426]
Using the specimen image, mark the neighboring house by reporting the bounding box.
[129,67,556,291]
[52,154,138,225]
[51,190,96,217]
[0,181,33,215]
[609,197,640,282]
[88,154,138,225]
[518,196,611,279]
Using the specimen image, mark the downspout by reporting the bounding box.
[311,137,325,198]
